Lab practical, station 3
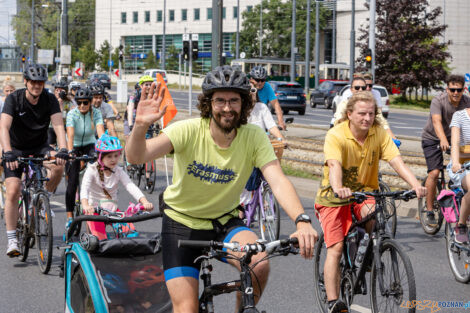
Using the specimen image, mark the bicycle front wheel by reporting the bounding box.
[35,193,53,274]
[445,222,470,283]
[379,180,397,238]
[17,199,30,262]
[417,177,444,235]
[146,160,157,194]
[258,184,280,241]
[312,233,329,313]
[370,239,416,313]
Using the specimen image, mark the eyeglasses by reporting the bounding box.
[353,86,367,91]
[77,101,90,106]
[212,97,242,108]
[449,88,463,93]
[366,84,373,88]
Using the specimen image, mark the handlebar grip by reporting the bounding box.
[286,237,298,245]
[178,240,214,249]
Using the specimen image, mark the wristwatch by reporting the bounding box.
[295,213,312,225]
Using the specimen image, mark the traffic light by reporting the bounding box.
[183,41,190,61]
[192,41,198,60]
[21,55,26,63]
[119,45,123,62]
[365,48,372,68]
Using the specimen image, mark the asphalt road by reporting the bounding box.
[0,168,469,312]
[110,86,428,138]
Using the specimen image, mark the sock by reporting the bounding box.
[7,230,16,241]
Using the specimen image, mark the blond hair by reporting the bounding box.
[337,91,382,127]
[3,76,15,89]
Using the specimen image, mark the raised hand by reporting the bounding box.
[134,82,168,127]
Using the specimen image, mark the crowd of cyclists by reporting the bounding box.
[0,62,469,313]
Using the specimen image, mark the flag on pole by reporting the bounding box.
[156,73,178,128]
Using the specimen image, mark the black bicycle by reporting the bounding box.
[178,237,299,313]
[378,173,397,238]
[67,154,96,237]
[418,167,445,235]
[15,156,54,274]
[313,190,417,313]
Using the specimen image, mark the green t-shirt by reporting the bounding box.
[162,117,277,229]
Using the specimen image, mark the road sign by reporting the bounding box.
[114,69,120,77]
[191,34,199,41]
[54,57,60,63]
[240,52,246,59]
[465,73,470,82]
[37,49,54,65]
[74,67,83,77]
[108,60,114,67]
[182,34,190,41]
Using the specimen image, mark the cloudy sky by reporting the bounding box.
[0,0,17,45]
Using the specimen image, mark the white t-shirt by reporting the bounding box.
[80,163,144,207]
[450,109,470,146]
[248,102,277,131]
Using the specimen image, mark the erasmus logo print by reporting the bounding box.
[187,161,237,184]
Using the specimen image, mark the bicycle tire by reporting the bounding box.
[444,222,470,283]
[379,180,397,238]
[72,200,82,236]
[17,199,30,262]
[370,239,416,313]
[417,177,444,235]
[145,160,157,194]
[134,164,143,188]
[312,232,330,313]
[258,184,280,241]
[35,193,53,274]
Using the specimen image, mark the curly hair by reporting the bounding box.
[337,91,382,127]
[197,92,254,127]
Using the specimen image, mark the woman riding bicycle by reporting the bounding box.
[64,88,105,229]
[447,108,470,244]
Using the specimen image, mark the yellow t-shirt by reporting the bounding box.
[315,121,400,207]
[162,118,277,229]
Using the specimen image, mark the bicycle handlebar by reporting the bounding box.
[68,155,97,162]
[178,237,299,255]
[351,190,416,202]
[66,211,162,242]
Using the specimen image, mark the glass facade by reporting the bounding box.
[123,33,236,73]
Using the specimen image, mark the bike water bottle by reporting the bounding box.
[354,233,369,268]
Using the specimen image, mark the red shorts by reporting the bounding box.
[314,198,375,248]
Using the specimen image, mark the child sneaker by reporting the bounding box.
[454,224,469,244]
[6,239,20,257]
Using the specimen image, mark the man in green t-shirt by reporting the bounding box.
[126,65,318,312]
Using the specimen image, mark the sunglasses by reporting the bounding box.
[353,86,367,91]
[77,101,90,106]
[254,79,265,83]
[366,84,373,88]
[449,88,463,93]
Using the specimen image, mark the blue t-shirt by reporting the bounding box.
[257,82,277,105]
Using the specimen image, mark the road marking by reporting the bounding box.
[392,126,423,130]
[351,304,372,313]
[50,201,65,208]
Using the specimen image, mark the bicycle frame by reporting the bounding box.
[244,180,276,239]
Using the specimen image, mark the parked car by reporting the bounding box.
[331,84,390,118]
[268,81,306,115]
[309,80,348,109]
[143,69,168,83]
[88,73,111,89]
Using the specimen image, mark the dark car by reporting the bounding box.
[309,80,348,109]
[88,73,111,89]
[268,81,306,115]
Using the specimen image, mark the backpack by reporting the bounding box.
[436,189,460,223]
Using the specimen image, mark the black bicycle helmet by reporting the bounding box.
[202,65,250,96]
[24,64,48,81]
[54,77,68,90]
[89,82,105,96]
[134,82,141,90]
[74,88,92,101]
[249,66,267,80]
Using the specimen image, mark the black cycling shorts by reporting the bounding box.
[3,143,54,179]
[161,213,253,282]
[422,139,446,173]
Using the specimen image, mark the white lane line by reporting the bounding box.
[50,201,65,208]
[392,126,423,130]
[351,304,372,313]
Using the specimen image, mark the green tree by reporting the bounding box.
[238,0,330,59]
[145,51,159,69]
[356,0,450,99]
[75,41,98,72]
[13,0,95,69]
[96,40,111,71]
[166,45,180,71]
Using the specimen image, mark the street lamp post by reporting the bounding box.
[162,0,166,70]
[31,0,35,63]
[236,0,240,59]
[290,0,296,82]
